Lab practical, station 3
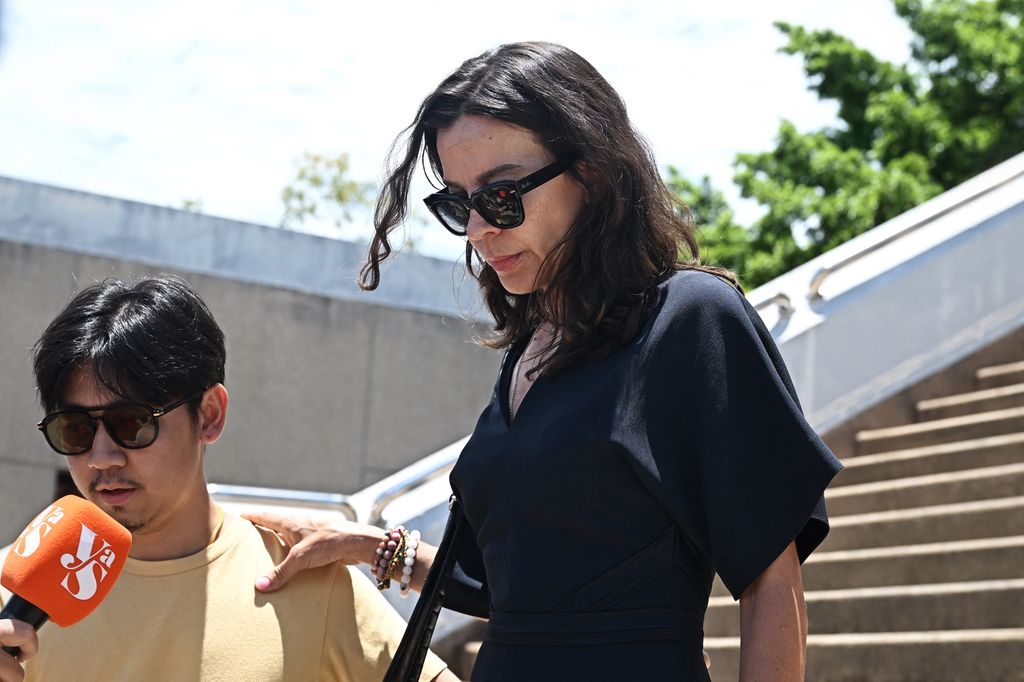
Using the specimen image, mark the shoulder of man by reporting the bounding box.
[237,513,343,584]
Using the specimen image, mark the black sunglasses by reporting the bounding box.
[37,391,204,456]
[423,157,577,236]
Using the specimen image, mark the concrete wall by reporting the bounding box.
[0,177,499,542]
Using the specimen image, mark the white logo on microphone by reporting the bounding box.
[59,524,117,601]
[14,505,65,559]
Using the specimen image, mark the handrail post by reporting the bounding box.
[754,292,794,319]
[807,266,834,301]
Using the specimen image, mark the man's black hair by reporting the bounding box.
[33,276,226,417]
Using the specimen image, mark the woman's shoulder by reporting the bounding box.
[657,268,749,324]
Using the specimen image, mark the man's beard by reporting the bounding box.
[105,506,146,534]
[115,516,145,534]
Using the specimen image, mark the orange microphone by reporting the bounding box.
[1,495,131,656]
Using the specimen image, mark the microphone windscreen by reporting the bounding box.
[2,495,131,626]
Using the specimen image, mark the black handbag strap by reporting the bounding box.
[383,495,466,682]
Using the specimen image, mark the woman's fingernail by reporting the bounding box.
[255,576,272,590]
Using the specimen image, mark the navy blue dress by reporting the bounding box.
[445,270,843,681]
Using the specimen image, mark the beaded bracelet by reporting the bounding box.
[398,529,421,599]
[372,526,422,593]
[372,527,407,590]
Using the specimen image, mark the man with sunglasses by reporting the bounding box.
[0,276,453,682]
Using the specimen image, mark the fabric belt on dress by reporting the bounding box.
[484,608,704,646]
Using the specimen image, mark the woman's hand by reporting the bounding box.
[738,541,807,682]
[0,619,38,682]
[241,511,385,592]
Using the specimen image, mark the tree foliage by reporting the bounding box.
[665,167,755,277]
[281,152,374,230]
[677,0,1024,289]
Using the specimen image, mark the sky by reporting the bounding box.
[0,1,914,260]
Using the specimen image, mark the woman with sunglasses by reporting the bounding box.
[250,41,842,681]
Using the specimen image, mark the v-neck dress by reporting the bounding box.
[444,270,843,681]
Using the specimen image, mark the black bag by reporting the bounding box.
[383,495,467,682]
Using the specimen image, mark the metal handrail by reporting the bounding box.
[807,162,1024,301]
[351,437,468,526]
[207,483,358,521]
[808,221,928,301]
[753,292,794,318]
[367,458,456,526]
[206,438,468,527]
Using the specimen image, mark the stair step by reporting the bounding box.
[711,536,1024,596]
[805,536,1024,591]
[705,578,1024,637]
[823,496,1024,551]
[704,629,1024,682]
[918,383,1024,420]
[825,462,1024,515]
[854,407,1024,455]
[978,360,1024,390]
[465,629,1024,682]
[833,432,1024,486]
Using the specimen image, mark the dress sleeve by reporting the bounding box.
[646,274,843,600]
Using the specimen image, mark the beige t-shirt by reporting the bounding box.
[1,513,447,682]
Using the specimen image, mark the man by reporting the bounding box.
[0,276,455,681]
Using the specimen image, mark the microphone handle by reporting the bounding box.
[1,594,49,657]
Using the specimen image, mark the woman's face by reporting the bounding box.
[435,115,586,295]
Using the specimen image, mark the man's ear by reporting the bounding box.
[198,384,229,445]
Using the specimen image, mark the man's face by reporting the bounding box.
[60,366,209,539]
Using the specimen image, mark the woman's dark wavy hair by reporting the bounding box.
[33,276,226,418]
[361,41,737,376]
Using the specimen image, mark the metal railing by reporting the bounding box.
[745,154,1024,314]
[807,159,1024,301]
[808,219,937,301]
[349,437,467,526]
[753,292,794,318]
[207,483,357,521]
[208,436,468,527]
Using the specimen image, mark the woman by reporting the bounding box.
[249,41,842,681]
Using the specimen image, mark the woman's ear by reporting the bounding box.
[198,384,229,445]
[574,159,596,181]
[573,160,595,205]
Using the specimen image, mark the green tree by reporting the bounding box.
[180,198,204,213]
[281,152,375,231]
[680,0,1024,288]
[665,167,753,277]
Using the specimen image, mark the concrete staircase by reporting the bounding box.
[703,359,1024,681]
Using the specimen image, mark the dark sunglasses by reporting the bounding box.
[37,391,204,456]
[423,156,577,236]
